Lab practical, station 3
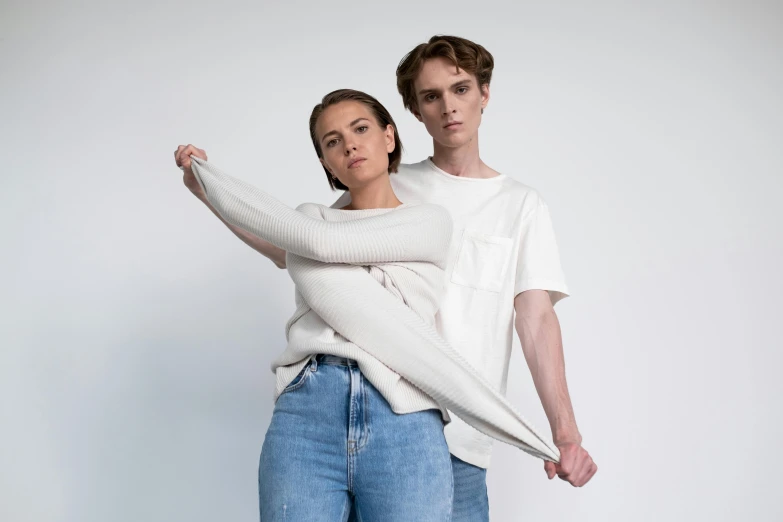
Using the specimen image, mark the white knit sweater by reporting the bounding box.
[190,156,560,462]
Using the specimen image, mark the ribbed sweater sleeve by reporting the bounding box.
[189,156,559,462]
[287,254,561,462]
[189,156,451,266]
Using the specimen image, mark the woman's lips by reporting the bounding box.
[348,158,367,168]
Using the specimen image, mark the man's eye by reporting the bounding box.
[457,86,468,94]
[425,94,437,102]
[326,138,339,147]
[356,126,368,133]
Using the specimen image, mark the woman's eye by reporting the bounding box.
[356,126,368,133]
[326,138,338,148]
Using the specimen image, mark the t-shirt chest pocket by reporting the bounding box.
[450,229,513,293]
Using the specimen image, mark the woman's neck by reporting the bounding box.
[343,173,402,210]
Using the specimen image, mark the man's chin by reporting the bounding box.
[434,133,475,149]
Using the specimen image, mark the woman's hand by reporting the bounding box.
[174,144,208,200]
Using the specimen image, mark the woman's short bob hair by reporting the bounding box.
[309,89,403,191]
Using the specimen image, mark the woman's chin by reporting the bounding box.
[338,170,387,190]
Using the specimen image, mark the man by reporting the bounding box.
[182,35,597,520]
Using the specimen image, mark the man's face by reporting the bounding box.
[412,57,490,148]
[316,101,395,189]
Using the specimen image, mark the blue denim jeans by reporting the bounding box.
[347,453,490,522]
[450,455,490,522]
[258,354,454,521]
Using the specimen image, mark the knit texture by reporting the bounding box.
[190,156,560,462]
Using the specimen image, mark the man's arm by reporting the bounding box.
[514,289,597,486]
[514,290,579,443]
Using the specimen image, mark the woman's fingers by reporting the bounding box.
[180,145,195,169]
[174,144,208,170]
[174,145,186,167]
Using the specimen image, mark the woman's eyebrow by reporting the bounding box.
[321,118,371,143]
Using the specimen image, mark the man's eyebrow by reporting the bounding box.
[320,118,371,143]
[418,79,472,95]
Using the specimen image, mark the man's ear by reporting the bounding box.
[481,83,491,111]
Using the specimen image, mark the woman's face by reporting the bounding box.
[316,101,395,190]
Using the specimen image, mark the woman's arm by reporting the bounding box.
[177,146,288,268]
[189,156,451,266]
[286,253,561,463]
[198,192,288,269]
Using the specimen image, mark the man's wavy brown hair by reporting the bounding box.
[396,35,494,114]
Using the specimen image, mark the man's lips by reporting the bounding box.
[348,158,367,168]
[444,122,462,129]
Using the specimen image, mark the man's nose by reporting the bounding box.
[441,93,456,115]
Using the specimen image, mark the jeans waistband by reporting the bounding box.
[315,354,358,367]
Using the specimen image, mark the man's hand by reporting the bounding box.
[174,144,208,200]
[544,442,597,487]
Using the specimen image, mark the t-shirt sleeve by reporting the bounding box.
[513,198,570,305]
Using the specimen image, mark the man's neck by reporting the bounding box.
[430,134,498,179]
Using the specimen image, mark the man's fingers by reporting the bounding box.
[583,462,598,485]
[544,461,556,480]
[557,447,576,478]
[549,444,597,487]
[570,451,598,487]
[570,454,592,487]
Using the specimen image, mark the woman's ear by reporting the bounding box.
[320,157,333,175]
[385,124,396,153]
[321,157,341,185]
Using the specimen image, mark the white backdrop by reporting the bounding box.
[2,1,781,521]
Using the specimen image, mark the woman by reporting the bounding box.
[175,89,558,521]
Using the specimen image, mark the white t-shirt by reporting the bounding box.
[334,158,569,469]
